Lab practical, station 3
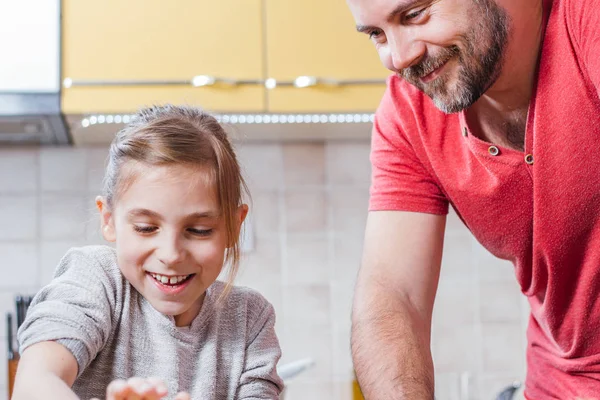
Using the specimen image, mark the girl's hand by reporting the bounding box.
[91,377,190,400]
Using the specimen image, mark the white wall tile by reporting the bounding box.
[446,208,469,234]
[432,323,480,373]
[479,281,523,323]
[331,233,362,284]
[237,144,283,191]
[285,234,330,285]
[0,195,37,240]
[520,295,531,355]
[331,281,354,325]
[440,231,476,282]
[283,285,330,326]
[40,194,88,240]
[0,243,38,288]
[283,379,333,400]
[481,323,526,374]
[329,187,369,233]
[332,326,353,380]
[39,148,87,193]
[86,146,109,192]
[326,142,371,186]
[332,380,354,400]
[433,281,478,328]
[248,192,281,237]
[331,283,354,380]
[0,343,6,389]
[474,239,516,282]
[434,373,461,400]
[285,190,327,233]
[281,324,333,381]
[283,143,325,187]
[0,149,37,194]
[237,237,281,287]
[281,286,332,379]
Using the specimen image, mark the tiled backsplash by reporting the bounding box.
[0,142,528,399]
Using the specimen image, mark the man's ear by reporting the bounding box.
[96,196,116,242]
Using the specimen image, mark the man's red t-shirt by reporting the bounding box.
[369,0,600,397]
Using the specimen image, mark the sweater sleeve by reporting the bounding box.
[17,246,119,377]
[236,300,284,399]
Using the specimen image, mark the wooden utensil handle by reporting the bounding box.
[8,357,19,399]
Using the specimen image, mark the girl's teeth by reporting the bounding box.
[151,273,189,285]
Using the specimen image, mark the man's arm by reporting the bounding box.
[352,210,446,399]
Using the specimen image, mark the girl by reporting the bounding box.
[13,105,284,400]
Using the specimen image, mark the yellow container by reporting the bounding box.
[353,375,365,400]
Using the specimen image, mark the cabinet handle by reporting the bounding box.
[63,76,387,89]
[265,76,386,89]
[63,75,264,88]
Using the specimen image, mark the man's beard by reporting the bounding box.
[398,0,511,114]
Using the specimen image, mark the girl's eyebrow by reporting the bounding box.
[186,211,220,220]
[127,209,219,220]
[127,209,162,219]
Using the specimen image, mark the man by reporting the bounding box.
[346,0,600,398]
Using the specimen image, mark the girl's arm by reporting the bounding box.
[12,341,79,400]
[237,302,284,399]
[14,247,117,399]
[13,342,189,400]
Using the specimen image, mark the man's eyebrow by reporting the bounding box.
[356,24,375,33]
[356,0,422,33]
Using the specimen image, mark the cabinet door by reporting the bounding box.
[265,0,389,113]
[62,0,265,113]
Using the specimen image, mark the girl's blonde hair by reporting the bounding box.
[103,104,249,294]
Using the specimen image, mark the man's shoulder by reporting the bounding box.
[378,75,455,134]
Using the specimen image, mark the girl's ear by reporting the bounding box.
[96,196,116,242]
[235,204,249,238]
[238,204,249,225]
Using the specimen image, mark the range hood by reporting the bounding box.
[0,0,70,145]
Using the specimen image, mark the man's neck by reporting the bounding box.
[466,1,545,151]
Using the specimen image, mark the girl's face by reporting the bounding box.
[97,163,247,327]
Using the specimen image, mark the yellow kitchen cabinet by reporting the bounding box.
[265,0,390,113]
[62,0,265,114]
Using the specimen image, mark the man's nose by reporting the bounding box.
[388,32,425,72]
